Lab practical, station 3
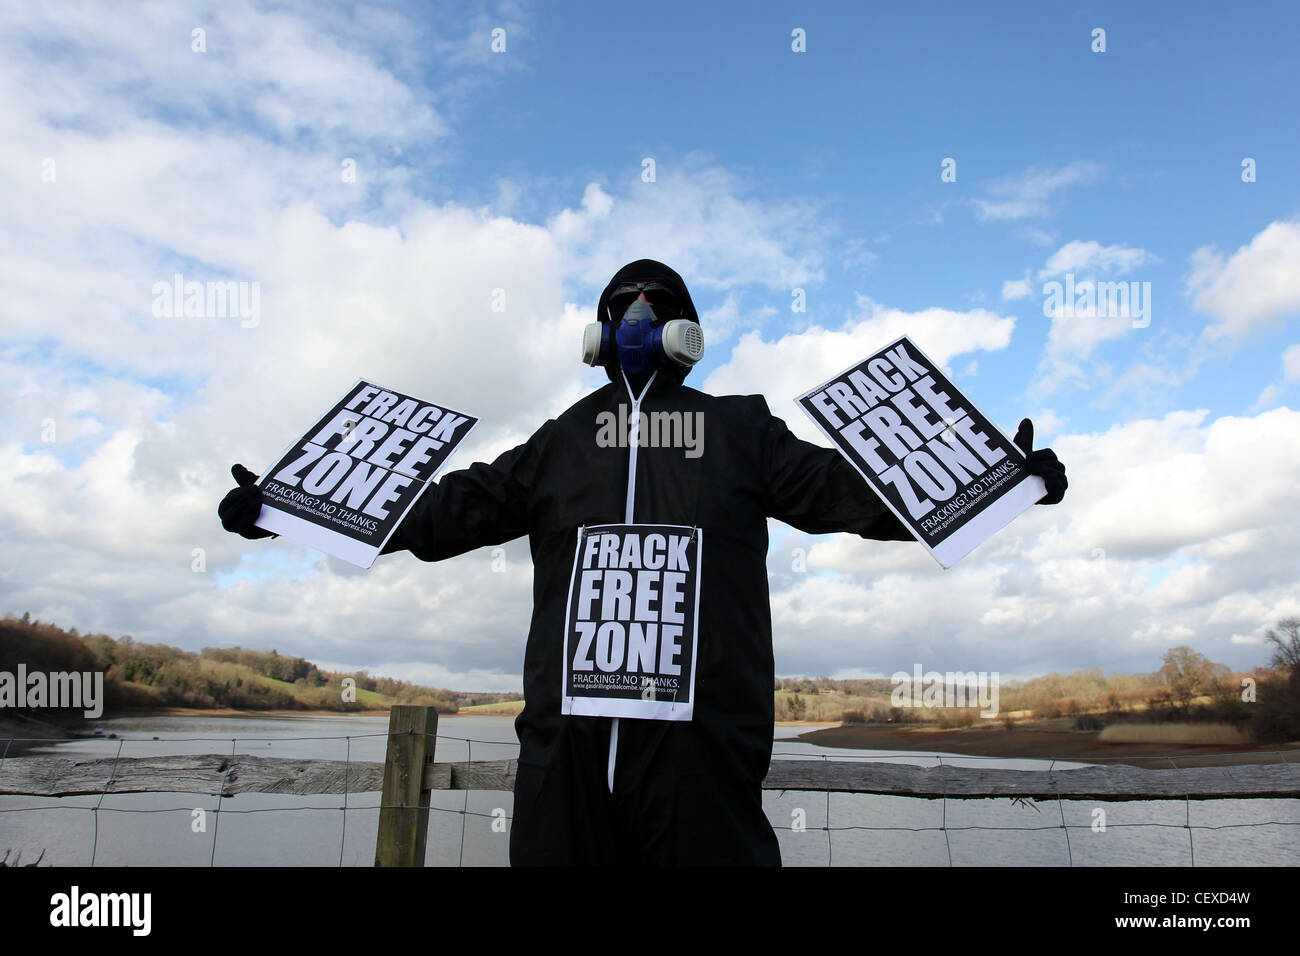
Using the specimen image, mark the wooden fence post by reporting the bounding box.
[374,705,438,867]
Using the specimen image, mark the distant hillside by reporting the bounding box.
[774,633,1300,742]
[0,612,519,721]
[6,612,1296,743]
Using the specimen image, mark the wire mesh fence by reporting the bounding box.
[2,728,1298,867]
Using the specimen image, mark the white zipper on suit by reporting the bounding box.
[608,368,658,794]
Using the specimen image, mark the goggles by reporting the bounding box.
[607,279,682,323]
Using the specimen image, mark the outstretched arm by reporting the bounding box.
[381,421,553,561]
[760,398,913,542]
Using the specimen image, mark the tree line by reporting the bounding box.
[0,612,513,718]
[7,611,1297,741]
[772,619,1300,741]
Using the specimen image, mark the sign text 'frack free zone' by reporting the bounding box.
[797,336,1045,567]
[254,380,478,568]
[563,524,702,721]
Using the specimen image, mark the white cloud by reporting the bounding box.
[1248,343,1300,412]
[766,406,1300,678]
[1006,239,1157,395]
[1093,361,1186,409]
[1024,408,1066,443]
[550,159,829,295]
[1187,220,1300,341]
[4,5,1296,693]
[1001,275,1033,300]
[0,147,841,685]
[702,297,1016,440]
[696,292,772,349]
[1031,304,1137,396]
[0,1,453,150]
[972,161,1104,221]
[1037,240,1156,280]
[841,238,880,271]
[1025,240,1159,395]
[0,2,857,689]
[1039,407,1300,558]
[1284,344,1300,381]
[1251,385,1282,411]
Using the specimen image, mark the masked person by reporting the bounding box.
[219,258,1068,866]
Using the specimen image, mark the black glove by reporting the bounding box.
[1013,419,1067,505]
[218,463,276,539]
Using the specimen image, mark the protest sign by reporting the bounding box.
[562,524,702,721]
[796,335,1046,568]
[253,379,478,568]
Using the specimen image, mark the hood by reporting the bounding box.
[595,258,701,385]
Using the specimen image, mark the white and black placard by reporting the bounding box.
[796,336,1046,568]
[253,379,478,568]
[562,524,702,721]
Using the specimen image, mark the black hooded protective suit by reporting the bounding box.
[382,260,911,865]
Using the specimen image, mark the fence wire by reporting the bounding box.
[1,730,1297,867]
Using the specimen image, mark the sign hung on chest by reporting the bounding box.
[562,523,702,721]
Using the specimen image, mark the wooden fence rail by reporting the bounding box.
[4,707,1298,865]
[6,753,1300,802]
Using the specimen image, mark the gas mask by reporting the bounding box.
[582,281,704,375]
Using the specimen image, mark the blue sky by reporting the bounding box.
[390,0,1299,431]
[2,0,1299,688]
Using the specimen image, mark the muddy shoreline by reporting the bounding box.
[798,723,1300,769]
[9,709,1296,770]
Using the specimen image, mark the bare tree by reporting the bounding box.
[1159,646,1229,709]
[1264,616,1300,675]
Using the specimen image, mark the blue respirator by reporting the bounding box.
[581,295,705,376]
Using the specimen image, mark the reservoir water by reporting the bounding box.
[2,714,1296,866]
